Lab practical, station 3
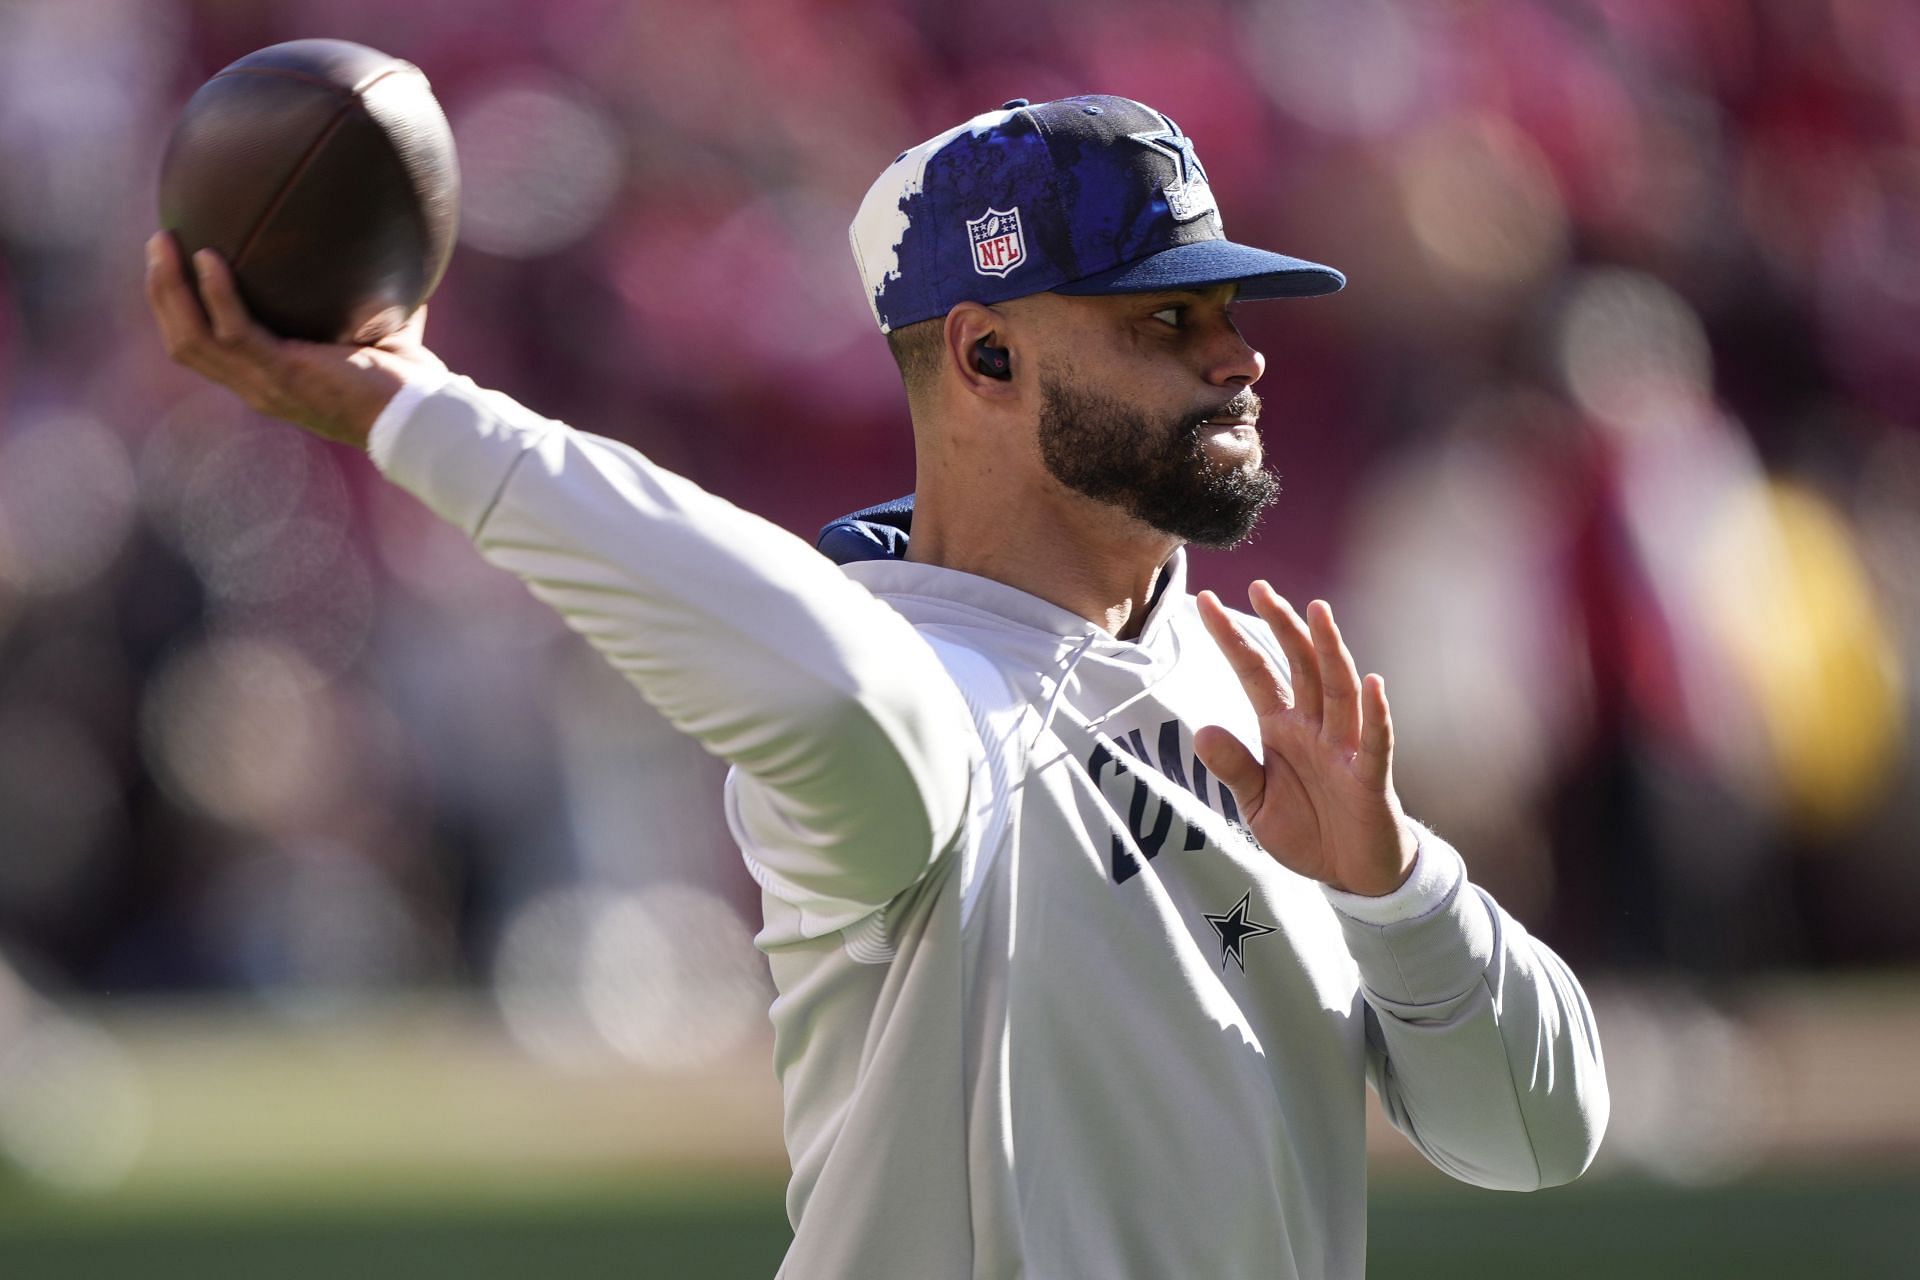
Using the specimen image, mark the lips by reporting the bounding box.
[1198,391,1261,430]
[1197,419,1261,467]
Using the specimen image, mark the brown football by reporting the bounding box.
[157,39,460,345]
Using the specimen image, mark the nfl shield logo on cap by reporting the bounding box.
[968,207,1026,278]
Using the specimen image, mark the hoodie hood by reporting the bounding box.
[818,494,916,565]
[819,492,1190,652]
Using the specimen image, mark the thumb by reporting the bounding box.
[373,305,449,377]
[375,304,431,356]
[1194,725,1264,821]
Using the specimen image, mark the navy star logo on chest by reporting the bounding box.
[1204,890,1278,973]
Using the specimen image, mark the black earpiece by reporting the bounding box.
[974,340,1012,381]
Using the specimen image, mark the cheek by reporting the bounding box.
[1066,333,1177,401]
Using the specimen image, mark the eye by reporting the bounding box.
[1152,306,1184,328]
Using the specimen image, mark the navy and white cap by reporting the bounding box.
[850,95,1346,334]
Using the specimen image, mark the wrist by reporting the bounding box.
[1322,822,1462,926]
[1331,818,1419,898]
[316,354,400,448]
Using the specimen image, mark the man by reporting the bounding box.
[148,94,1606,1279]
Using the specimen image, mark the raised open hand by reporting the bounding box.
[1193,582,1417,898]
[144,231,444,448]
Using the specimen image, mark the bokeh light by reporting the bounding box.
[0,1014,148,1192]
[1242,0,1429,138]
[140,636,341,831]
[1591,987,1773,1185]
[0,415,138,595]
[1556,269,1713,438]
[453,79,626,259]
[1397,114,1569,297]
[496,884,765,1072]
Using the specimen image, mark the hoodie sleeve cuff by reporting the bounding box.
[366,365,455,471]
[1328,826,1498,1008]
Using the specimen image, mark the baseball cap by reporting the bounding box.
[850,95,1345,334]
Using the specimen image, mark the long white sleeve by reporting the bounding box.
[370,377,977,925]
[1336,829,1609,1190]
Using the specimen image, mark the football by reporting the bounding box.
[157,38,460,345]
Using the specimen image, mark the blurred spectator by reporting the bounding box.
[0,0,1914,1056]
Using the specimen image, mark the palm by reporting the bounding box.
[1194,584,1415,898]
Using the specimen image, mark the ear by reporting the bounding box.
[943,302,1020,401]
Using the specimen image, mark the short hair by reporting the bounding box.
[884,317,944,399]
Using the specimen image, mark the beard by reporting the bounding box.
[1035,372,1278,550]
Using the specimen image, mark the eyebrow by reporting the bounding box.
[1133,286,1240,306]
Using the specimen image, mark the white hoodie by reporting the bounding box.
[371,376,1608,1280]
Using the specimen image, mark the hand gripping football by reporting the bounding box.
[158,39,460,345]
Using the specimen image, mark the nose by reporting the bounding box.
[1205,322,1265,388]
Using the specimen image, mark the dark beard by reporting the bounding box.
[1035,373,1278,549]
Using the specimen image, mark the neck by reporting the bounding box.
[904,465,1179,641]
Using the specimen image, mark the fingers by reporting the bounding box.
[1358,672,1394,788]
[191,247,274,357]
[1197,590,1289,719]
[146,231,213,361]
[146,232,274,374]
[1193,724,1265,823]
[1246,581,1319,722]
[1307,599,1363,751]
[1241,584,1378,758]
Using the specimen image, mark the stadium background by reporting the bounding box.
[0,0,1916,1274]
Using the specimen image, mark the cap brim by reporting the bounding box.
[1053,238,1345,300]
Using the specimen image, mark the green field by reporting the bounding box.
[2,1166,1913,1278]
[0,1000,1910,1278]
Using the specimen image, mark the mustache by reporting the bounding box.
[1177,388,1263,437]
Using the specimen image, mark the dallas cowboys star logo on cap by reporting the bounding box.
[1128,119,1207,185]
[1127,116,1218,224]
[1204,890,1277,973]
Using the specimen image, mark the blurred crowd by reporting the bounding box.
[0,0,1916,1077]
